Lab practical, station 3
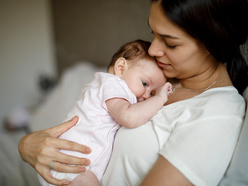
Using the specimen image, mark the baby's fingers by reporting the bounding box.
[164,82,173,94]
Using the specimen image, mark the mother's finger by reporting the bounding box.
[50,160,87,173]
[54,138,91,154]
[48,116,79,137]
[52,150,91,168]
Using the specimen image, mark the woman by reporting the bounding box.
[19,0,248,185]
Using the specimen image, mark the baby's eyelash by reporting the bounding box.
[142,81,147,87]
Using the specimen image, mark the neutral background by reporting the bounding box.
[0,0,153,128]
[0,0,56,128]
[51,0,153,74]
[0,0,247,129]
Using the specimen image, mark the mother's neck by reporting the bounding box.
[177,63,228,91]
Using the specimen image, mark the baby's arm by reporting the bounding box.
[70,171,100,186]
[106,82,172,128]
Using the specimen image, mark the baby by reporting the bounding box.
[38,39,172,186]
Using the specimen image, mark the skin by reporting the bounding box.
[18,1,233,185]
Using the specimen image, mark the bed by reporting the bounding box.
[0,62,247,186]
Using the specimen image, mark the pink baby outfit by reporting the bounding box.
[50,72,137,183]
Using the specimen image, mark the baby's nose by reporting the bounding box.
[137,97,144,102]
[143,91,152,100]
[137,91,151,102]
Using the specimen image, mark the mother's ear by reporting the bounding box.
[114,57,128,77]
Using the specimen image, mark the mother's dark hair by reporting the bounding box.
[152,0,248,94]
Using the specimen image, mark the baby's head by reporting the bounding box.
[108,39,166,102]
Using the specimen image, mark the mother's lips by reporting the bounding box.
[157,61,170,68]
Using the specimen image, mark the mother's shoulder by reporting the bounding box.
[196,86,245,114]
[201,86,244,102]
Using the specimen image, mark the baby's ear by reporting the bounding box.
[114,57,128,76]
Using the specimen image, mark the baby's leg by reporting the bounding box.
[69,170,100,186]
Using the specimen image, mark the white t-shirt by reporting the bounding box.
[101,86,245,186]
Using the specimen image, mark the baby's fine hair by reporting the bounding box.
[107,39,152,71]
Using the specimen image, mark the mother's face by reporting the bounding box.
[148,2,213,80]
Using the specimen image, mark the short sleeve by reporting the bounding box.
[97,73,137,109]
[159,89,245,185]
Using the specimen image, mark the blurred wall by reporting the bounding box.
[0,0,56,128]
[51,0,154,74]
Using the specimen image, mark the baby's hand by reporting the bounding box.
[155,82,173,103]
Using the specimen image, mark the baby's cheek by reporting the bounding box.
[162,75,167,84]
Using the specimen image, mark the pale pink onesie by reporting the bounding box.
[49,72,137,183]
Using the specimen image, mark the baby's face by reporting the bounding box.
[122,58,166,102]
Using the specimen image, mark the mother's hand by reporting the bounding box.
[18,116,91,185]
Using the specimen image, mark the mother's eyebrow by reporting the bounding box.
[147,18,179,39]
[160,34,179,39]
[147,19,179,40]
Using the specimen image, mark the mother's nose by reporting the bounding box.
[148,38,164,57]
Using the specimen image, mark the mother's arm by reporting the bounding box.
[18,116,92,186]
[140,156,193,186]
